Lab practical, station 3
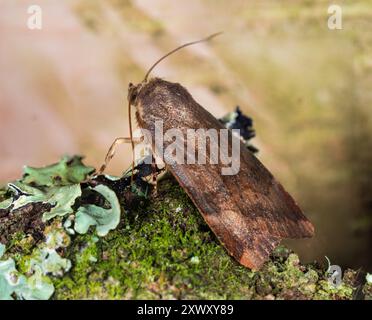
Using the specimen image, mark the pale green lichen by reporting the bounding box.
[5,183,46,210]
[1,182,82,222]
[0,255,28,300]
[26,225,72,277]
[22,155,94,187]
[74,184,121,237]
[0,222,74,300]
[363,273,372,300]
[42,185,82,221]
[0,156,96,300]
[0,241,55,300]
[0,197,12,210]
[20,269,55,300]
[1,156,120,238]
[366,273,372,284]
[63,216,75,235]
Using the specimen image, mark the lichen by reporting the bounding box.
[363,273,372,300]
[74,184,121,236]
[42,184,82,221]
[22,155,94,187]
[0,224,69,300]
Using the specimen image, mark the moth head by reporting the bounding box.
[127,82,141,106]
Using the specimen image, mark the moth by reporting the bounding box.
[98,34,314,270]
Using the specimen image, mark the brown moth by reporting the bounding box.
[100,34,314,270]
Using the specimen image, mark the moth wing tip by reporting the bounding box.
[301,219,315,238]
[239,250,267,270]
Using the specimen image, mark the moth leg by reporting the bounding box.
[97,137,141,175]
[151,155,158,192]
[142,155,159,192]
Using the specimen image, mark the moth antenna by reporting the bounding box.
[128,100,135,183]
[143,32,222,82]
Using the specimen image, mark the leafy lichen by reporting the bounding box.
[0,225,64,300]
[22,155,94,187]
[74,184,121,237]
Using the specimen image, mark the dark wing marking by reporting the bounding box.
[138,78,314,270]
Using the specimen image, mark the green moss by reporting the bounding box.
[51,179,357,300]
[363,282,372,300]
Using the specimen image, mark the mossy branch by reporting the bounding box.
[0,156,369,300]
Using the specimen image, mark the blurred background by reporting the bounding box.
[1,0,372,270]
